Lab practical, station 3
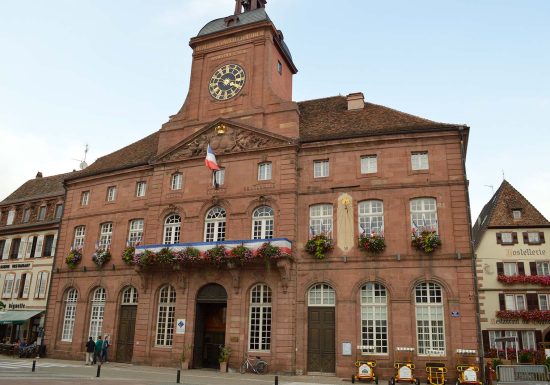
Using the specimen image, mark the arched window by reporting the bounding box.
[415,282,445,355]
[308,283,335,306]
[252,206,274,240]
[156,285,176,346]
[204,207,226,242]
[89,287,106,339]
[163,214,181,245]
[358,200,384,235]
[309,204,333,237]
[248,284,272,351]
[61,288,78,341]
[360,283,388,354]
[410,198,438,232]
[121,286,138,305]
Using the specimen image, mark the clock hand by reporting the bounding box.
[229,82,242,88]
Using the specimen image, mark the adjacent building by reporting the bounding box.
[473,180,550,357]
[42,1,478,379]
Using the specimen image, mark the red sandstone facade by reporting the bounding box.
[44,1,478,380]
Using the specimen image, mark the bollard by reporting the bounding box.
[275,375,278,385]
[176,369,181,384]
[32,360,36,372]
[96,363,101,377]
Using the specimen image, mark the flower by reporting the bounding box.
[218,345,231,363]
[66,249,82,269]
[496,309,550,322]
[174,247,202,266]
[92,248,112,267]
[358,231,386,254]
[133,249,155,267]
[256,242,291,261]
[121,246,135,265]
[156,247,176,265]
[204,245,228,268]
[228,245,254,266]
[305,234,334,260]
[411,228,441,253]
[497,274,550,286]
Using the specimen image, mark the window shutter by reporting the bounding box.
[1,239,10,259]
[499,294,505,310]
[496,262,504,276]
[25,237,33,258]
[526,293,538,310]
[540,232,546,244]
[35,235,44,258]
[496,233,502,244]
[518,262,525,276]
[38,272,48,298]
[523,232,529,244]
[482,330,490,353]
[530,262,538,276]
[13,277,20,298]
[51,234,58,257]
[22,273,31,298]
[512,232,518,244]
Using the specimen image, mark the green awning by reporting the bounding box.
[0,310,43,325]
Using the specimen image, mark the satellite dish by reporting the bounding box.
[73,144,89,170]
[79,161,88,170]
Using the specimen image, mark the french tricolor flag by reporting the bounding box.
[205,144,220,171]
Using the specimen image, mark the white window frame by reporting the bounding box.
[360,283,388,354]
[410,198,438,233]
[7,209,15,225]
[358,200,384,235]
[536,262,550,276]
[308,283,336,306]
[213,168,225,187]
[171,173,182,190]
[501,232,513,244]
[98,222,113,249]
[512,210,522,219]
[252,206,274,240]
[21,272,32,299]
[81,191,90,206]
[313,160,329,178]
[411,152,429,171]
[361,155,378,174]
[136,181,147,197]
[309,204,333,237]
[163,214,181,245]
[73,226,86,249]
[521,331,536,350]
[258,162,272,181]
[35,271,49,299]
[23,208,31,223]
[61,288,78,341]
[55,204,63,219]
[538,294,550,311]
[128,219,144,246]
[489,330,518,350]
[156,285,176,346]
[528,232,541,244]
[503,262,518,276]
[107,186,117,202]
[504,294,526,311]
[2,273,15,298]
[204,207,226,242]
[88,287,106,339]
[122,286,138,305]
[415,282,445,356]
[248,284,272,351]
[38,206,46,221]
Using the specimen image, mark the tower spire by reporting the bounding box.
[234,0,266,15]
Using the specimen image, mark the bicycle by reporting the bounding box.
[240,355,268,374]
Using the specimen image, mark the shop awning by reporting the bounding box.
[0,310,43,325]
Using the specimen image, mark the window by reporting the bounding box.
[504,294,526,311]
[43,235,55,257]
[122,286,138,305]
[98,223,113,249]
[249,284,272,351]
[489,330,518,350]
[35,271,49,299]
[55,204,63,219]
[0,240,5,258]
[503,262,518,276]
[73,226,86,249]
[252,206,274,239]
[9,238,21,259]
[23,208,31,223]
[537,262,550,276]
[205,207,226,242]
[81,191,90,206]
[2,273,15,298]
[361,155,378,174]
[415,282,445,355]
[171,173,182,190]
[38,206,46,221]
[88,288,106,339]
[411,152,429,171]
[7,209,15,225]
[410,198,438,232]
[258,162,272,181]
[61,288,78,341]
[128,219,144,246]
[522,331,536,350]
[539,294,550,311]
[27,236,38,258]
[512,209,522,219]
[313,160,329,178]
[213,168,225,187]
[20,272,32,299]
[361,283,388,354]
[107,186,117,202]
[358,200,384,235]
[309,204,333,237]
[136,181,147,197]
[163,214,181,245]
[525,232,543,245]
[277,60,282,74]
[500,232,514,244]
[156,285,176,346]
[308,283,336,306]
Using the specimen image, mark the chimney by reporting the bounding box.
[35,171,43,178]
[346,92,365,110]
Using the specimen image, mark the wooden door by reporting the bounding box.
[116,305,137,363]
[307,307,335,373]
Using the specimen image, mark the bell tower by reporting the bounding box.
[158,0,299,154]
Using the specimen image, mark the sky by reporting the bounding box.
[0,0,549,221]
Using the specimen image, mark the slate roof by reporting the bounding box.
[1,172,75,205]
[297,96,461,142]
[197,8,270,37]
[472,180,550,246]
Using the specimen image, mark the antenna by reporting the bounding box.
[484,185,494,193]
[502,169,505,180]
[72,144,89,170]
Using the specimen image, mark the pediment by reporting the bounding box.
[153,119,295,164]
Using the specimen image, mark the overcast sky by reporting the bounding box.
[1,0,549,221]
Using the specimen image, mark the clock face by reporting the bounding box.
[208,63,246,101]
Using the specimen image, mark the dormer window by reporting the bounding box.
[512,209,522,219]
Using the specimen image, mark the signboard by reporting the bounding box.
[451,311,460,317]
[342,342,352,356]
[176,319,186,334]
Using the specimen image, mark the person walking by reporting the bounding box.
[85,337,95,365]
[101,335,110,363]
[93,335,103,364]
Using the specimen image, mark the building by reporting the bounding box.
[43,1,478,379]
[0,172,69,345]
[473,180,550,358]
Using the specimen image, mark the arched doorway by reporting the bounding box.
[115,286,138,363]
[307,283,336,374]
[192,283,227,369]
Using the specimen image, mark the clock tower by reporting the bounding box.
[158,0,299,154]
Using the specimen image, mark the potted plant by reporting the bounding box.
[411,228,441,253]
[228,244,253,267]
[305,234,333,260]
[181,344,192,370]
[358,231,386,254]
[92,248,112,268]
[205,245,228,268]
[121,246,135,265]
[66,249,83,269]
[218,345,231,372]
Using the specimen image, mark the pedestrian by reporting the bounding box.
[85,337,95,365]
[101,335,110,363]
[93,335,103,364]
